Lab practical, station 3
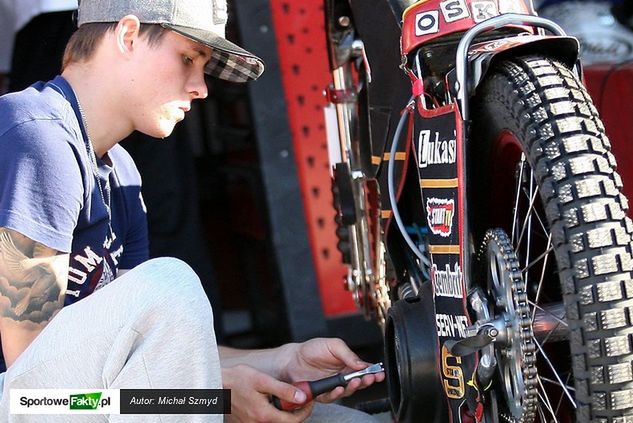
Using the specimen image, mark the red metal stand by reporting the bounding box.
[269,0,356,316]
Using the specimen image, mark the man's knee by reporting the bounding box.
[121,257,214,320]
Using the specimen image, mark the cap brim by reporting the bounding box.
[162,24,265,83]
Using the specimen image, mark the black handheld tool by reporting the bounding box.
[272,362,384,411]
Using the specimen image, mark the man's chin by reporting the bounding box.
[144,124,177,140]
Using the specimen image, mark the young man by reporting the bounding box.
[0,0,384,421]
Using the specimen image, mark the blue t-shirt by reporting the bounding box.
[0,76,149,306]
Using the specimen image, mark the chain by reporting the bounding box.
[500,413,516,423]
[47,80,115,247]
[76,98,115,240]
[481,229,539,423]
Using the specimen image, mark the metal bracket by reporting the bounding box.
[454,13,568,121]
[325,84,359,103]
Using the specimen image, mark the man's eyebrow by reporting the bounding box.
[193,48,210,60]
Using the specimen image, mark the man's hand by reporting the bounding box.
[218,337,384,421]
[223,364,314,423]
[279,338,385,403]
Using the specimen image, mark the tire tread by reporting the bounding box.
[475,55,633,420]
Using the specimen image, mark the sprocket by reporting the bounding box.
[480,228,538,423]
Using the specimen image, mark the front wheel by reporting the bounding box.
[471,55,633,421]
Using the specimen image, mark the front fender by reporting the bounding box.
[450,35,580,97]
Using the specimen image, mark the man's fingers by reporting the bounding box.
[224,365,319,423]
[255,373,309,411]
[288,401,314,422]
[246,373,312,422]
[249,398,313,423]
[315,372,386,403]
[319,376,376,402]
[324,338,367,370]
[348,373,384,392]
[314,386,345,403]
[266,382,308,407]
[266,389,314,423]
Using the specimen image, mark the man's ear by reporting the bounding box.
[115,15,142,53]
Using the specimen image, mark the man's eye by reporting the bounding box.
[182,55,194,65]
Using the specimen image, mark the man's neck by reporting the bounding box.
[61,66,134,158]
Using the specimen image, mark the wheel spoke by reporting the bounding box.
[530,199,549,238]
[529,301,568,328]
[537,376,559,422]
[515,173,550,249]
[530,232,553,324]
[555,373,574,416]
[522,242,554,274]
[524,170,535,270]
[520,173,550,237]
[537,404,548,422]
[540,376,575,392]
[515,180,539,251]
[535,339,577,408]
[511,154,527,244]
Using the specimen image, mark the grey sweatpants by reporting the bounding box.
[0,258,378,423]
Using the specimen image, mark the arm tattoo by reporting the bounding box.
[0,228,67,324]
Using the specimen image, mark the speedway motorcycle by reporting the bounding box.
[324,0,633,421]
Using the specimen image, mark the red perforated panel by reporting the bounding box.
[269,0,356,316]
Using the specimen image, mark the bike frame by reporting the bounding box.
[325,0,580,421]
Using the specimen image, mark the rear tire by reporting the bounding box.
[471,55,633,421]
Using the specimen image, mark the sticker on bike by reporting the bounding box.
[417,128,457,168]
[436,313,469,338]
[440,0,470,23]
[471,0,498,23]
[441,344,465,399]
[415,11,440,36]
[426,197,455,237]
[431,263,463,298]
[498,0,525,14]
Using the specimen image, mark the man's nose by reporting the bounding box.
[189,72,208,100]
